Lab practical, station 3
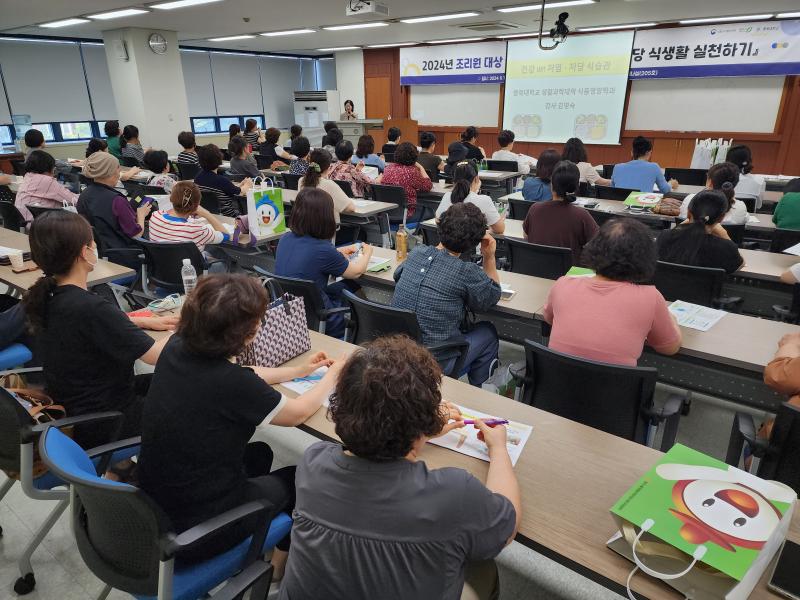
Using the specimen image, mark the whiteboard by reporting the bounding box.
[625,76,784,133]
[410,85,500,127]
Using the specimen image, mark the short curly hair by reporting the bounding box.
[581,218,656,283]
[438,202,488,254]
[177,274,268,359]
[393,141,418,166]
[328,335,446,461]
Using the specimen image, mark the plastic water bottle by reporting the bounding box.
[181,259,197,295]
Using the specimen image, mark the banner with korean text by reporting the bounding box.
[503,31,634,144]
[400,41,506,85]
[630,20,800,79]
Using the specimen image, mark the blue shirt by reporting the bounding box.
[521,177,552,202]
[275,233,349,301]
[611,159,671,194]
[352,154,385,171]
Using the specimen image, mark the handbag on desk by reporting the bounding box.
[237,280,311,368]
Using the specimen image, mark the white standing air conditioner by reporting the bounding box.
[293,90,340,147]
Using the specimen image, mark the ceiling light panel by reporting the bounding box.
[426,37,485,44]
[679,14,773,24]
[577,22,656,31]
[87,8,149,19]
[316,46,360,51]
[401,12,480,24]
[261,29,315,36]
[39,18,90,28]
[323,22,388,30]
[208,35,255,41]
[151,0,223,9]
[496,1,595,13]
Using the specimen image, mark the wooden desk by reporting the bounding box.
[276,331,797,600]
[739,249,797,283]
[0,229,134,292]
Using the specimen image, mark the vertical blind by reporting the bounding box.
[210,53,262,116]
[260,57,303,128]
[81,45,116,121]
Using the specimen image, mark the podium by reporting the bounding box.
[335,119,384,146]
[380,118,418,149]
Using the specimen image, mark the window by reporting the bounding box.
[192,117,217,133]
[60,122,93,140]
[0,126,12,146]
[218,116,241,131]
[31,123,55,142]
[244,115,264,128]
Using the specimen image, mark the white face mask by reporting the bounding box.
[85,245,99,268]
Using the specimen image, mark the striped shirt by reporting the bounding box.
[177,151,199,165]
[121,143,145,164]
[242,131,260,148]
[194,170,242,217]
[148,211,226,251]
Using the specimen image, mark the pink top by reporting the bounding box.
[542,276,681,367]
[15,173,78,223]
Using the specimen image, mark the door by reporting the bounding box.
[365,76,392,120]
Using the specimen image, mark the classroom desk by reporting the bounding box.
[738,249,797,283]
[477,170,522,194]
[273,331,798,600]
[0,228,134,292]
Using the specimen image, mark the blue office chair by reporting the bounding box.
[39,426,292,600]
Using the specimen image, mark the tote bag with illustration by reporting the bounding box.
[246,177,286,240]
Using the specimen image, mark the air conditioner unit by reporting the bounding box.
[457,21,522,33]
[345,1,389,18]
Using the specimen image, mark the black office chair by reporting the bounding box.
[140,184,168,196]
[199,191,221,214]
[121,181,144,199]
[372,183,425,235]
[221,148,232,161]
[595,185,639,201]
[725,402,800,493]
[773,284,800,324]
[383,153,395,164]
[738,196,756,213]
[0,184,15,204]
[516,340,682,450]
[508,198,533,220]
[654,261,742,311]
[721,224,745,246]
[342,290,469,377]
[253,268,350,335]
[255,154,284,170]
[485,160,519,172]
[770,228,800,253]
[27,205,62,219]
[177,162,201,181]
[137,239,206,294]
[420,222,440,247]
[281,173,302,191]
[225,172,247,183]
[120,156,140,168]
[0,201,26,232]
[333,179,355,198]
[664,168,708,186]
[601,164,615,180]
[505,238,572,280]
[10,160,25,177]
[578,181,593,197]
[334,223,361,246]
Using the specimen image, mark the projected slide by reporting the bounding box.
[503,31,634,144]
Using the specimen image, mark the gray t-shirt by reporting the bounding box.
[280,441,515,600]
[229,155,260,178]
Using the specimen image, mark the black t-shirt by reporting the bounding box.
[138,335,284,533]
[42,285,154,417]
[381,142,397,155]
[462,142,485,161]
[417,152,441,174]
[657,228,744,274]
[259,143,280,165]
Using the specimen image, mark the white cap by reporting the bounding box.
[183,258,191,265]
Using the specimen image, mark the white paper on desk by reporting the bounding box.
[281,367,331,405]
[222,223,235,235]
[668,300,726,331]
[362,166,380,180]
[782,241,800,256]
[0,245,22,258]
[428,404,532,466]
[353,200,371,208]
[747,215,761,224]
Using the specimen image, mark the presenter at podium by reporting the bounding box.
[340,99,358,121]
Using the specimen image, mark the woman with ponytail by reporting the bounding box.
[23,211,176,451]
[298,148,355,224]
[460,126,486,161]
[522,160,599,264]
[728,144,766,210]
[436,160,505,234]
[678,162,747,224]
[657,190,744,274]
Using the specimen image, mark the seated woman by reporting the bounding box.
[242,118,264,149]
[289,124,302,142]
[85,137,108,158]
[521,149,560,202]
[329,140,373,199]
[444,140,468,178]
[228,136,260,178]
[436,160,504,234]
[543,218,682,366]
[280,335,520,600]
[120,125,146,165]
[76,152,151,269]
[298,149,356,223]
[657,190,744,274]
[143,149,177,193]
[289,136,312,175]
[22,210,176,451]
[14,150,78,224]
[562,137,610,187]
[275,188,372,339]
[380,142,432,220]
[523,160,599,264]
[229,123,241,141]
[460,126,486,162]
[351,135,385,171]
[138,273,342,569]
[148,181,230,271]
[259,127,294,168]
[194,144,252,218]
[728,144,766,211]
[393,203,501,386]
[678,162,748,225]
[772,178,800,230]
[104,120,122,159]
[322,128,343,156]
[177,131,200,165]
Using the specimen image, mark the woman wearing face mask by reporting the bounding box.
[22,211,177,452]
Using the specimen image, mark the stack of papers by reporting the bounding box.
[782,241,800,257]
[668,300,726,332]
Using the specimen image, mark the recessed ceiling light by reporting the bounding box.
[316,46,360,52]
[151,0,223,9]
[496,32,541,38]
[777,12,800,18]
[39,18,90,28]
[260,29,315,36]
[323,22,388,31]
[426,37,485,44]
[87,8,149,19]
[496,0,595,13]
[401,12,480,24]
[208,34,255,41]
[1,36,76,43]
[577,22,656,31]
[367,42,417,48]
[679,14,773,24]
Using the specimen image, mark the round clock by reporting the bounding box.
[148,33,168,54]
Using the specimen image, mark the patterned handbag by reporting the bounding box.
[237,285,311,368]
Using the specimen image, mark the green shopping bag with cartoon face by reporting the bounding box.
[246,177,286,239]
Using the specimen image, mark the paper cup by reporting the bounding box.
[8,251,24,270]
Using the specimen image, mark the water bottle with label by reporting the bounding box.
[181,258,197,295]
